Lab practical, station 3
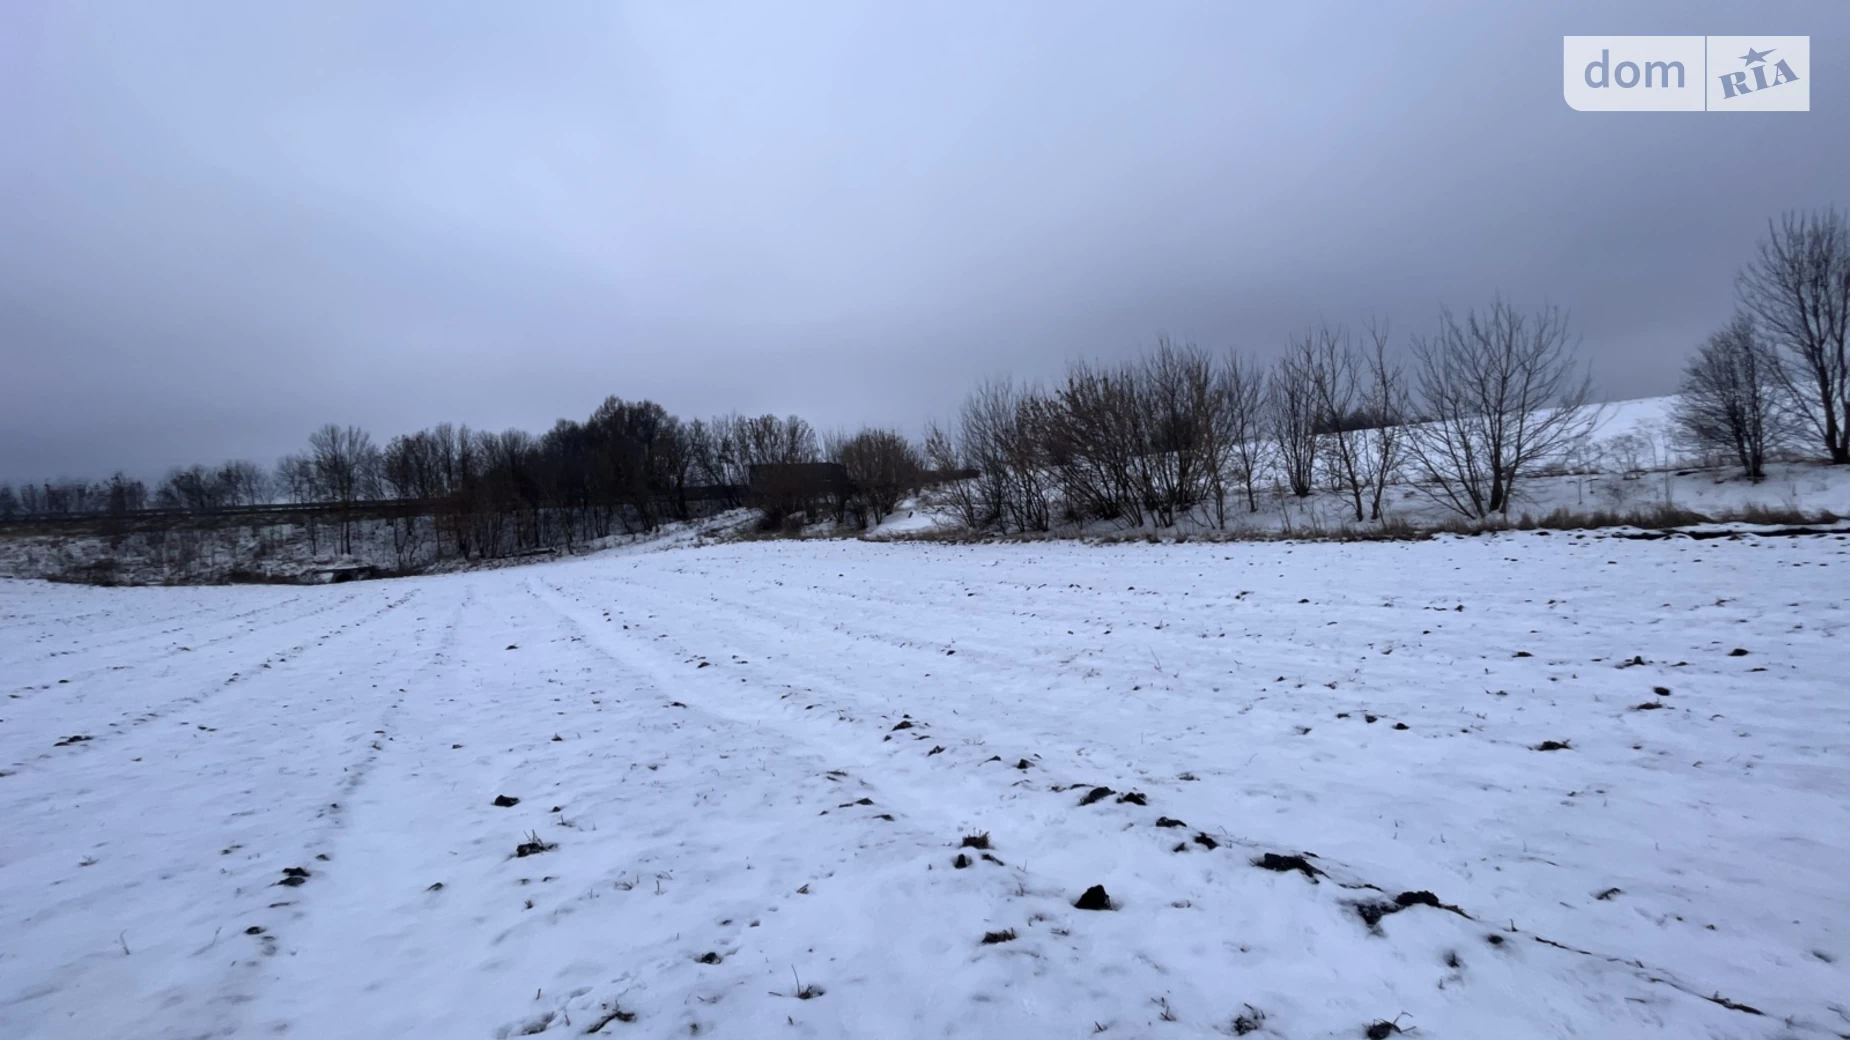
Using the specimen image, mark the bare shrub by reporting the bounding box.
[831,428,924,527]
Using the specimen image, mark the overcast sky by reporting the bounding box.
[1,2,1845,483]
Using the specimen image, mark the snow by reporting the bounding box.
[2,531,1847,1038]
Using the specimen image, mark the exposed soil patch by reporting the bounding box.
[1254,853,1323,881]
[1357,889,1468,930]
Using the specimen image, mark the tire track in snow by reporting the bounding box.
[527,576,1359,1035]
[245,574,996,1038]
[5,586,363,697]
[2,588,421,774]
[498,577,1158,1038]
[8,589,322,669]
[533,557,1821,1037]
[215,585,475,1037]
[0,582,450,1040]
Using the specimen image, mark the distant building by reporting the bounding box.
[746,463,851,499]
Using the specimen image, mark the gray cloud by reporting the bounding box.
[2,0,1845,482]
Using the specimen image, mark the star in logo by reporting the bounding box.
[1740,46,1775,66]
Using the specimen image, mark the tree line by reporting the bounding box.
[921,297,1602,534]
[0,400,928,562]
[3,206,1845,543]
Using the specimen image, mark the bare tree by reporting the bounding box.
[922,419,986,529]
[308,426,381,506]
[104,472,147,515]
[1217,350,1270,514]
[1672,314,1794,481]
[730,413,820,469]
[1046,359,1145,527]
[940,378,1051,533]
[1359,322,1410,520]
[652,416,695,522]
[307,424,382,553]
[215,460,270,506]
[274,454,320,503]
[1191,346,1243,529]
[1268,335,1321,498]
[683,418,733,504]
[1001,385,1056,533]
[952,382,1011,530]
[156,465,227,511]
[832,428,924,527]
[1406,300,1599,519]
[1299,323,1369,520]
[1136,339,1221,527]
[1737,207,1850,464]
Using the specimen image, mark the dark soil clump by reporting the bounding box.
[515,832,555,857]
[1255,853,1322,881]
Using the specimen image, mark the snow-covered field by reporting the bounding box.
[2,532,1847,1039]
